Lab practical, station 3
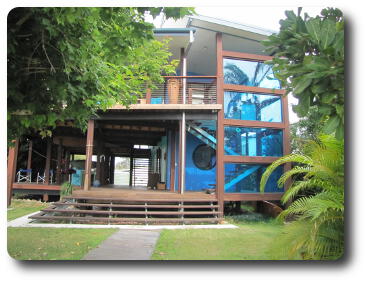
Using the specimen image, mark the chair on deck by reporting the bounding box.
[16,169,32,183]
[37,170,54,184]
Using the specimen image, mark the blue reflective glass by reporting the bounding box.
[224,91,282,122]
[224,127,283,157]
[223,58,281,89]
[224,163,284,193]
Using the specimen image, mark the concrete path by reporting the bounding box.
[83,229,161,260]
[8,211,238,230]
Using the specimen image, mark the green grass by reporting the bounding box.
[7,228,117,260]
[7,199,49,221]
[7,198,117,260]
[152,217,291,260]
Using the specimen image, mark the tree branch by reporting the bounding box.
[42,30,56,73]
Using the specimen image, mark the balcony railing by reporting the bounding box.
[141,76,217,105]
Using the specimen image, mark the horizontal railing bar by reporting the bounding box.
[163,76,217,79]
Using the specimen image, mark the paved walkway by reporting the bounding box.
[83,229,161,260]
[8,211,238,230]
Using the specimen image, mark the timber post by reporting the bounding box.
[56,140,63,184]
[26,140,33,179]
[109,155,115,184]
[45,139,52,185]
[7,139,19,206]
[169,130,176,192]
[83,119,95,191]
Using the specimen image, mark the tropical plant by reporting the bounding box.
[290,106,326,153]
[263,8,344,139]
[60,182,74,198]
[260,135,344,260]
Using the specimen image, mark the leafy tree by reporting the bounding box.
[263,8,344,139]
[290,105,326,153]
[260,135,344,259]
[7,7,194,143]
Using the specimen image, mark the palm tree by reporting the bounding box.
[260,135,344,260]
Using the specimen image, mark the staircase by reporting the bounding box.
[29,196,222,225]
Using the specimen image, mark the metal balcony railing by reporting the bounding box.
[140,76,217,105]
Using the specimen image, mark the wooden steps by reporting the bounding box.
[29,196,222,225]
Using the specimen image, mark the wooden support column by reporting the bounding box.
[96,138,103,183]
[216,33,225,216]
[42,194,49,202]
[109,155,115,184]
[129,149,134,187]
[177,122,182,193]
[83,119,95,191]
[45,139,52,185]
[7,139,19,206]
[169,130,176,192]
[56,140,63,184]
[26,140,33,178]
[146,88,151,104]
[65,150,70,182]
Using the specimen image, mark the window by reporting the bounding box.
[224,127,283,157]
[224,91,282,122]
[224,163,284,193]
[192,144,216,170]
[223,58,281,89]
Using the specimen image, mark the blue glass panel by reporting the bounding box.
[224,127,283,157]
[223,58,281,89]
[185,121,217,191]
[224,91,282,122]
[224,164,284,193]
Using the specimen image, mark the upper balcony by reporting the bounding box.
[109,76,222,111]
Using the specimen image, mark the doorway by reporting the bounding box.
[114,157,130,186]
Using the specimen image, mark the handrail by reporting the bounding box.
[163,76,217,79]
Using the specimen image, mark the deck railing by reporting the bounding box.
[141,76,217,105]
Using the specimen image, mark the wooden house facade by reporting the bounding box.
[7,15,290,224]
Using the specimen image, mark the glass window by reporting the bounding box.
[224,163,284,193]
[223,58,281,89]
[224,127,283,157]
[224,91,282,122]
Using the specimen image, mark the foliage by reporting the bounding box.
[260,135,344,259]
[290,105,326,153]
[7,7,194,143]
[263,8,344,139]
[60,182,74,198]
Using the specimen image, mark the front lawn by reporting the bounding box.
[7,228,117,260]
[7,199,49,221]
[152,216,293,260]
[7,198,117,260]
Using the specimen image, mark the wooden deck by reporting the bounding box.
[29,186,220,225]
[72,187,217,202]
[12,182,217,201]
